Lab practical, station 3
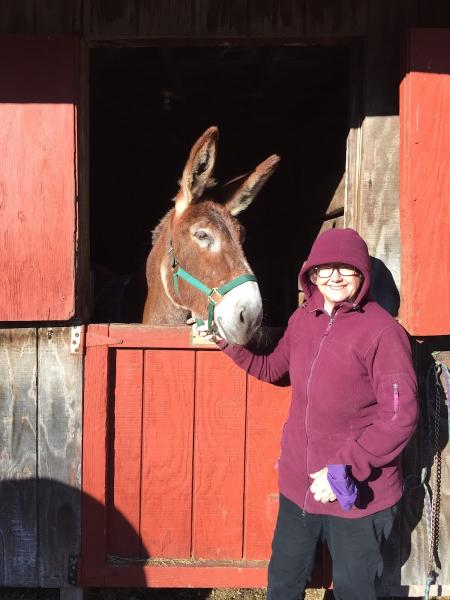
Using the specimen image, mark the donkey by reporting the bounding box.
[142,126,279,345]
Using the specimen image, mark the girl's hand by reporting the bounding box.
[309,467,337,503]
[186,317,223,343]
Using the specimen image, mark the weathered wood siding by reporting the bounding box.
[0,327,82,587]
[379,345,450,597]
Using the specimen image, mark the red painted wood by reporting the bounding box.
[192,352,247,559]
[108,349,144,557]
[400,28,450,335]
[81,564,268,588]
[244,378,291,559]
[81,325,326,587]
[140,349,195,558]
[108,324,218,349]
[81,324,109,570]
[0,36,78,320]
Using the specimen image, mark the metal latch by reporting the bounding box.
[85,332,123,347]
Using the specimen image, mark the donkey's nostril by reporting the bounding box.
[239,309,245,323]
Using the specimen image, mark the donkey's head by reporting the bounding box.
[143,126,279,345]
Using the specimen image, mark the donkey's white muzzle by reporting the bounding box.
[214,281,263,345]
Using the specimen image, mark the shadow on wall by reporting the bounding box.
[379,338,449,596]
[369,256,400,317]
[0,478,207,597]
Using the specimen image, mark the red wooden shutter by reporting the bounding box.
[400,29,450,335]
[0,36,79,321]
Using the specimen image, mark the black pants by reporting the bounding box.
[267,494,397,600]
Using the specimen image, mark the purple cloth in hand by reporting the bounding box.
[327,464,357,512]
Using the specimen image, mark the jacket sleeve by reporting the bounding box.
[333,323,418,481]
[218,313,295,383]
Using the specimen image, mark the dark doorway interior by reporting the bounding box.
[90,45,351,325]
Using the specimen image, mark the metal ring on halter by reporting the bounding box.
[208,288,223,305]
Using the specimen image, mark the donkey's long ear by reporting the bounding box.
[224,154,280,216]
[176,126,218,215]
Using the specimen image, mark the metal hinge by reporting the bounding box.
[68,554,79,585]
[70,326,123,353]
[70,326,83,354]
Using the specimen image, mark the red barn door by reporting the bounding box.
[81,325,332,588]
[400,29,450,335]
[0,36,80,321]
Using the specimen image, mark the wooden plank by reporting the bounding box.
[37,327,83,586]
[343,46,364,232]
[378,340,450,596]
[418,0,450,27]
[325,173,346,216]
[0,36,78,321]
[75,38,91,321]
[60,588,85,600]
[87,0,138,39]
[81,325,109,575]
[399,29,450,335]
[34,0,82,33]
[140,350,195,558]
[108,324,218,350]
[194,0,250,37]
[81,563,268,587]
[192,352,246,559]
[0,328,38,586]
[248,0,306,37]
[137,0,194,37]
[107,349,143,558]
[352,1,415,291]
[0,1,36,33]
[244,378,290,559]
[319,214,345,234]
[305,0,368,37]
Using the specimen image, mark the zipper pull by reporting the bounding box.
[393,383,399,415]
[324,315,334,335]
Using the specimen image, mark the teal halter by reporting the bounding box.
[169,245,258,332]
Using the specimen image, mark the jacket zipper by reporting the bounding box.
[302,311,336,514]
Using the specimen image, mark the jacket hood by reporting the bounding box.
[299,228,371,310]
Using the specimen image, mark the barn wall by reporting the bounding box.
[0,0,449,312]
[0,0,449,593]
[1,0,448,312]
[0,327,82,587]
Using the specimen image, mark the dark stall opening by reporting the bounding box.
[90,45,351,326]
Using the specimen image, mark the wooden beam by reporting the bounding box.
[37,327,83,586]
[0,328,38,586]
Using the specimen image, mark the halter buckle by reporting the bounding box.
[208,288,223,305]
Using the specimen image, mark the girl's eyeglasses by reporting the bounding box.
[313,266,359,278]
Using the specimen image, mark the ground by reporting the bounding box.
[0,589,448,600]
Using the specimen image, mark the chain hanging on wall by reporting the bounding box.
[423,358,450,600]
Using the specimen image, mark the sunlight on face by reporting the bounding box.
[309,264,363,313]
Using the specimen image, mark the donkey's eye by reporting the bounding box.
[194,230,211,242]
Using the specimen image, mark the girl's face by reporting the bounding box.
[309,264,363,311]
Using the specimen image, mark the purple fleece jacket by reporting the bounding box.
[220,228,418,517]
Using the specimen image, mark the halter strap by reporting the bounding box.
[169,245,257,332]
